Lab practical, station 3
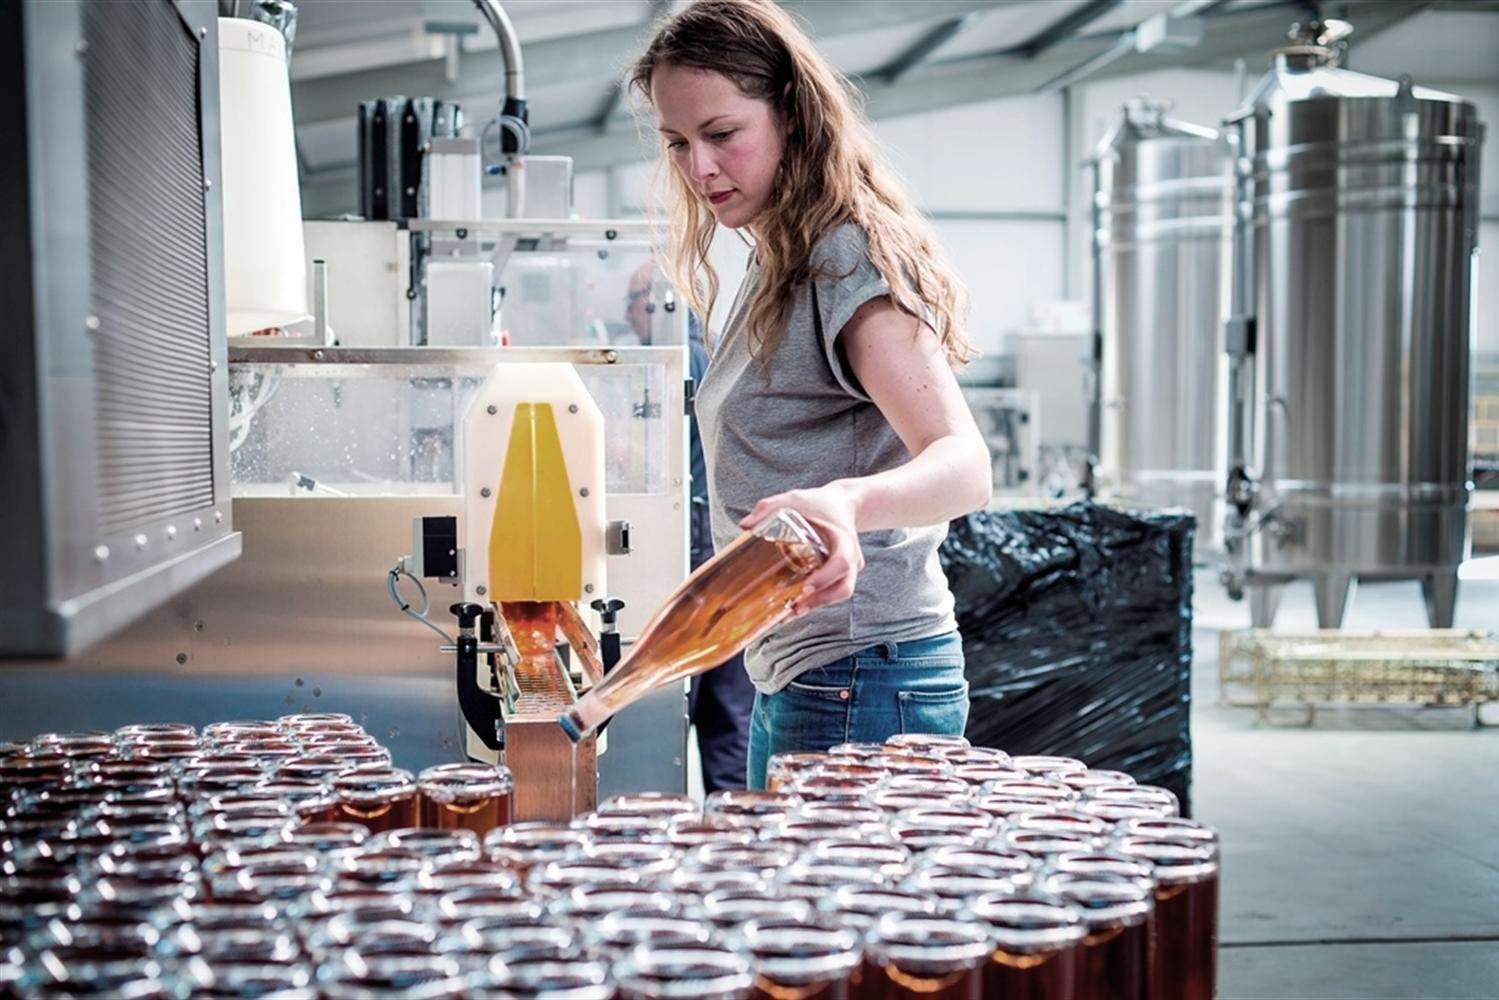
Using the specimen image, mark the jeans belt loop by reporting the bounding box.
[881,640,898,660]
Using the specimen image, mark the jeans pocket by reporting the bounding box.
[895,681,970,736]
[785,679,852,701]
[771,679,853,749]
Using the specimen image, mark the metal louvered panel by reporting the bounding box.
[84,0,216,535]
[3,0,238,657]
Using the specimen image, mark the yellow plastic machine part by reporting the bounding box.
[486,402,583,601]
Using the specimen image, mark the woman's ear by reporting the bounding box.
[783,88,795,136]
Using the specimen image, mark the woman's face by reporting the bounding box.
[651,64,786,230]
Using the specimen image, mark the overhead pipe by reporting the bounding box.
[1034,30,1137,92]
[470,1,530,216]
[471,0,526,109]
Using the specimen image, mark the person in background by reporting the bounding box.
[626,261,756,793]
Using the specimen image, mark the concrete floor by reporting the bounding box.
[1193,572,1499,999]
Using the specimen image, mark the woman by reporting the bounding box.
[631,0,993,789]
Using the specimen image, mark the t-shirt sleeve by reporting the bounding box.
[811,224,890,402]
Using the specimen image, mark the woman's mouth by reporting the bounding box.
[707,190,734,206]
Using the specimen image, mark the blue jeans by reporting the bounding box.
[746,631,968,790]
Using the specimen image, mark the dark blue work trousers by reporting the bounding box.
[686,651,755,794]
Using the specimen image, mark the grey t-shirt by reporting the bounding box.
[695,222,958,695]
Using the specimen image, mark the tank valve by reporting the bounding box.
[1225,464,1257,516]
[1219,568,1245,602]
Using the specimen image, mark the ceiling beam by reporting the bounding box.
[533,0,1428,168]
[296,37,1068,216]
[291,0,1016,130]
[297,0,1436,216]
[1033,30,1137,92]
[873,11,986,84]
[1012,0,1126,58]
[590,82,628,137]
[300,34,1116,215]
[1160,0,1432,76]
[532,47,1061,172]
[1170,0,1236,16]
[1340,1,1433,69]
[590,0,671,135]
[1030,0,1430,90]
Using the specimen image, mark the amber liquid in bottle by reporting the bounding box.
[752,975,848,1000]
[1153,872,1219,1000]
[420,791,511,836]
[417,763,514,836]
[982,945,1079,1000]
[1115,837,1218,1000]
[332,794,419,836]
[559,509,826,741]
[871,958,983,1000]
[1079,921,1150,1000]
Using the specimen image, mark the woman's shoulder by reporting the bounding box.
[809,220,874,278]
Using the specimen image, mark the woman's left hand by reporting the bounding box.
[741,485,864,616]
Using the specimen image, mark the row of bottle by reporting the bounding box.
[3,724,1215,998]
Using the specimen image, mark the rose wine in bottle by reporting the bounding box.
[559,508,827,741]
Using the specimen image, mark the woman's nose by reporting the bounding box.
[688,144,718,184]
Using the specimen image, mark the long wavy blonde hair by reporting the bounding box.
[630,0,974,366]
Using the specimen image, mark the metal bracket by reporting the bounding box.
[606,520,631,556]
[312,259,331,345]
[1225,315,1256,357]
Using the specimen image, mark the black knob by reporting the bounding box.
[590,598,625,625]
[450,602,485,628]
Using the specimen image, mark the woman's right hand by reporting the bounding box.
[740,486,865,617]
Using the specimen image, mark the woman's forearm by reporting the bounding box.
[832,433,992,532]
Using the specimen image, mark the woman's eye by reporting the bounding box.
[711,130,735,142]
[666,139,686,150]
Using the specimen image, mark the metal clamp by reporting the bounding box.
[448,602,504,751]
[1224,315,1255,358]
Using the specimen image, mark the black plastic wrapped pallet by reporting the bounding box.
[940,502,1195,814]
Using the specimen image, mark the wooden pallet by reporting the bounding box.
[1218,629,1499,725]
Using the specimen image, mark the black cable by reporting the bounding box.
[387,562,456,644]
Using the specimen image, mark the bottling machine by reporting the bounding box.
[0,0,691,807]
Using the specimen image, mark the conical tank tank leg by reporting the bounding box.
[1313,573,1356,630]
[1249,581,1284,629]
[1421,571,1460,629]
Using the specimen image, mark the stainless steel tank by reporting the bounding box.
[1222,22,1486,628]
[1091,99,1232,553]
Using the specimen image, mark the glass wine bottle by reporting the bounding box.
[558,508,827,742]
